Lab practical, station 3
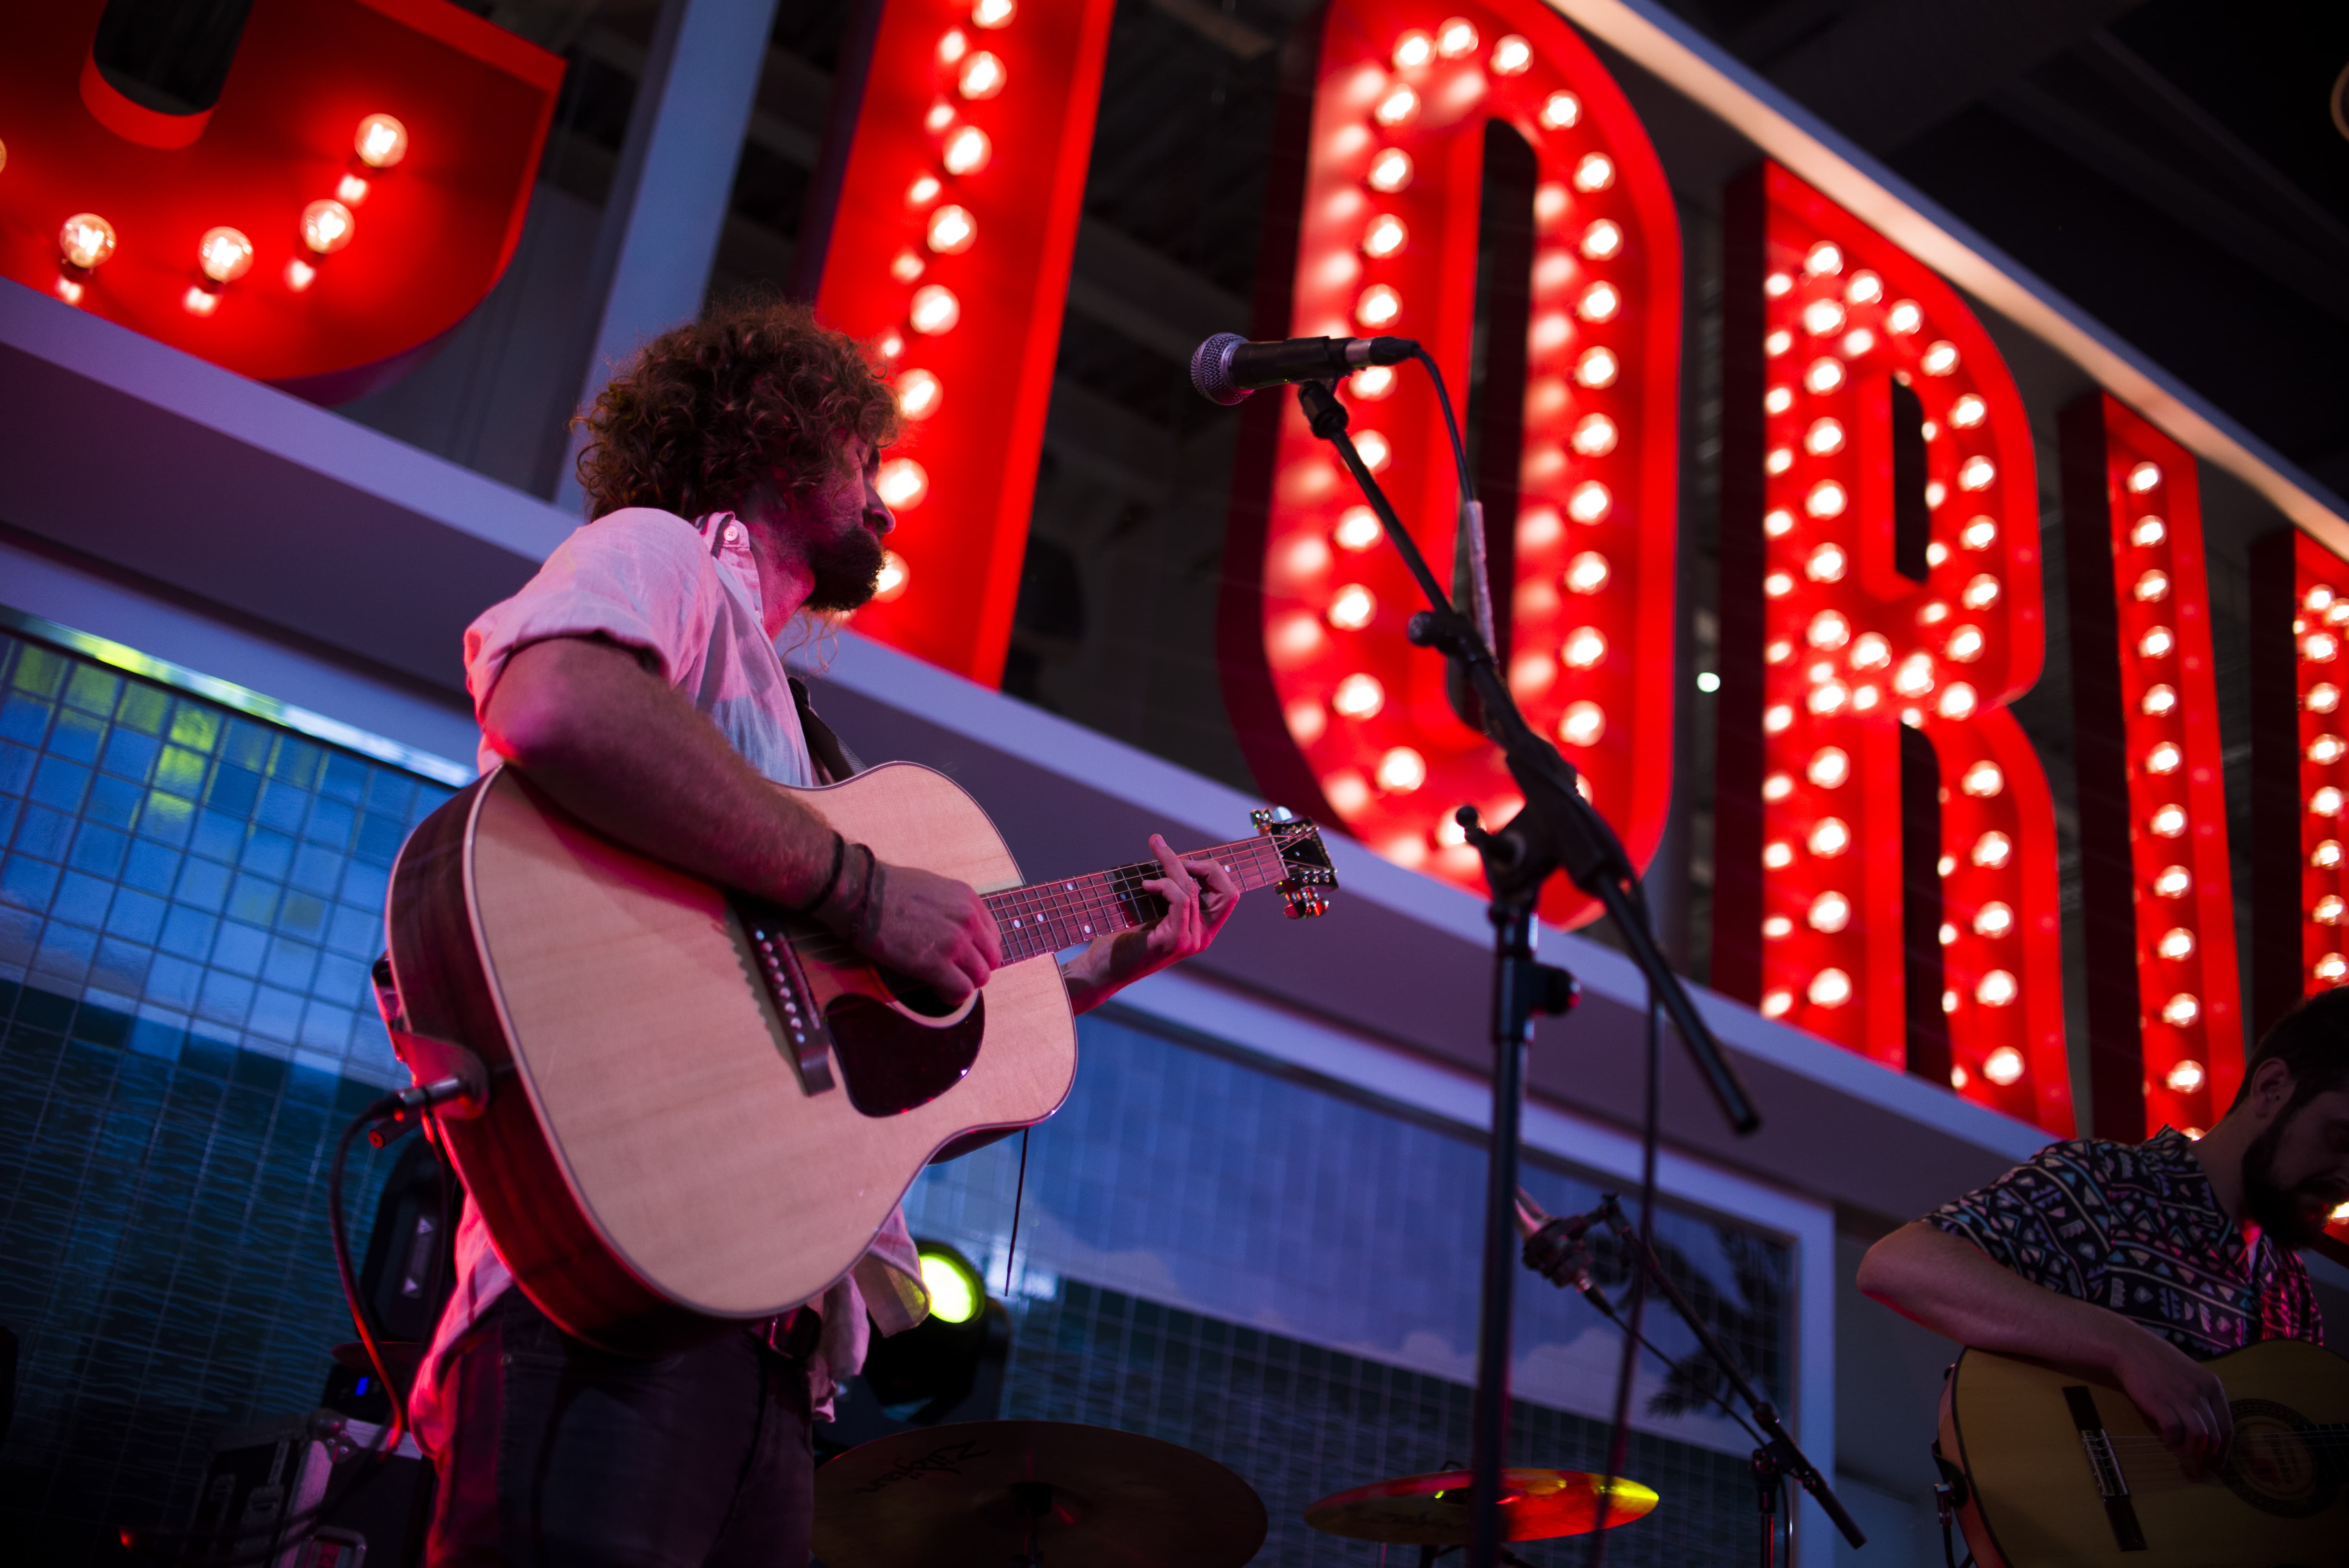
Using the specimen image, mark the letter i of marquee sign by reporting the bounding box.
[809,0,1115,685]
[2061,394,2243,1139]
[1227,0,1681,929]
[1715,164,2070,1134]
[2253,529,2349,1025]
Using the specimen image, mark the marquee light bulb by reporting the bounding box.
[1376,747,1426,793]
[1804,418,1845,456]
[2165,1058,2205,1093]
[2314,733,2349,765]
[355,113,409,168]
[891,248,926,282]
[1809,816,1852,857]
[909,283,961,334]
[1355,430,1392,471]
[1511,650,1557,695]
[926,204,977,253]
[1568,481,1611,523]
[1806,541,1848,582]
[300,199,355,254]
[1982,1038,2024,1075]
[2149,803,2188,837]
[1436,18,1479,57]
[1571,414,1617,456]
[2157,927,2196,961]
[2316,786,2346,817]
[2319,894,2346,925]
[1767,574,1796,600]
[1574,154,1614,192]
[2129,568,2172,604]
[1763,509,1795,539]
[1808,747,1850,788]
[1765,272,1794,298]
[1357,283,1402,328]
[1804,357,1844,394]
[1807,609,1851,649]
[943,125,993,174]
[1845,269,1883,304]
[1764,702,1793,732]
[2308,630,2341,662]
[1802,298,1844,336]
[875,458,929,509]
[1761,990,1793,1017]
[1852,633,1891,669]
[58,213,118,270]
[1519,507,1564,549]
[1563,626,1607,669]
[1766,330,1794,357]
[337,173,369,205]
[1374,83,1419,126]
[1490,34,1531,74]
[2128,461,2162,493]
[284,257,316,291]
[873,551,910,602]
[1955,456,1994,492]
[2124,517,2165,551]
[2161,992,2200,1028]
[2313,682,2345,714]
[1763,914,1793,939]
[1805,485,1848,523]
[1807,680,1850,716]
[1808,968,1853,1007]
[878,330,905,360]
[1962,760,2004,797]
[1541,91,1581,129]
[1763,772,1794,801]
[973,0,1016,26]
[1564,551,1610,594]
[182,285,218,316]
[2309,583,2339,613]
[1937,682,1977,720]
[1973,830,2013,869]
[1973,901,2014,937]
[1921,340,1959,376]
[2320,953,2349,983]
[908,173,943,207]
[1363,213,1407,257]
[1560,701,1606,746]
[1577,281,1621,322]
[2142,683,2178,716]
[1766,448,1795,476]
[1392,29,1434,67]
[1919,601,1950,625]
[1946,625,1985,662]
[1367,148,1414,192]
[1765,387,1794,416]
[1925,481,1948,510]
[197,226,253,283]
[937,28,970,64]
[1893,654,1935,698]
[1333,672,1385,718]
[2151,864,2191,898]
[1805,241,1842,276]
[895,368,943,420]
[1962,575,2001,610]
[2316,839,2345,869]
[958,50,1007,98]
[1961,516,1997,550]
[2146,741,2183,774]
[1328,584,1376,629]
[1940,923,1958,945]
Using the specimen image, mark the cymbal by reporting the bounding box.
[1305,1468,1660,1545]
[813,1420,1268,1568]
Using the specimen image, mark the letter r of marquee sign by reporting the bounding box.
[1715,162,2071,1134]
[1219,0,1681,930]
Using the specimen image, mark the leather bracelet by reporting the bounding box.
[787,831,848,916]
[859,855,888,950]
[813,841,874,936]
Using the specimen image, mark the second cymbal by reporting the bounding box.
[1305,1467,1660,1545]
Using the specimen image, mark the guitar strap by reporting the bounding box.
[791,676,864,784]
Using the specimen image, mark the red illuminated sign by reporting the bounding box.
[1220,0,1680,928]
[811,0,1114,686]
[0,0,561,399]
[1714,164,2069,1133]
[2251,529,2349,1032]
[2061,394,2243,1137]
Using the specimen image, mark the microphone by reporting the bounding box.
[1517,1188,1612,1306]
[1190,332,1417,405]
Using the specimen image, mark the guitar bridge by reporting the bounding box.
[733,897,838,1096]
[2064,1385,2148,1552]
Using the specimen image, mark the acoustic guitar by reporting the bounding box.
[1936,1339,2349,1566]
[379,762,1337,1353]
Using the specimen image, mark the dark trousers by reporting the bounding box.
[425,1289,816,1567]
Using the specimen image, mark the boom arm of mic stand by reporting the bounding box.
[1593,1197,1867,1549]
[1294,380,1760,1136]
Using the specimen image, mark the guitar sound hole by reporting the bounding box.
[826,992,984,1117]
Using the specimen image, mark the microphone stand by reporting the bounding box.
[1290,380,1763,1568]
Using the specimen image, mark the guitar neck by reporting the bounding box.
[985,836,1290,963]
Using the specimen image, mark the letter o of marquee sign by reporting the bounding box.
[1229,0,1681,930]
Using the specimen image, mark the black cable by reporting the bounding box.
[1003,1126,1031,1297]
[1411,345,1476,504]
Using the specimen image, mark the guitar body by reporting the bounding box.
[385,763,1078,1354]
[1939,1339,2349,1567]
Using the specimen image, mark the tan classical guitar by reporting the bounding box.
[1936,1339,2349,1566]
[380,762,1336,1354]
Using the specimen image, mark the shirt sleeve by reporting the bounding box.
[1924,1140,2107,1303]
[462,508,717,720]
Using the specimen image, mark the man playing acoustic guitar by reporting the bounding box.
[413,300,1243,1565]
[1859,991,2349,1475]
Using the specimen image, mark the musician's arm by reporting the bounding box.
[1857,1220,2233,1469]
[1057,835,1242,1016]
[482,635,1000,999]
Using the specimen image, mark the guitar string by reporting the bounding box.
[983,836,1293,959]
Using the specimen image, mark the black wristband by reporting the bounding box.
[859,855,888,950]
[788,831,848,915]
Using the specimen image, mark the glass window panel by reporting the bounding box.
[137,792,194,848]
[194,969,255,1028]
[157,905,217,962]
[29,755,93,814]
[298,1000,354,1054]
[166,699,219,752]
[190,809,242,862]
[246,985,304,1044]
[46,710,105,765]
[62,665,121,715]
[32,921,97,983]
[312,951,369,1006]
[143,952,202,1010]
[239,829,294,881]
[364,770,418,819]
[0,905,36,968]
[276,891,329,942]
[353,811,408,866]
[68,823,130,880]
[0,694,52,747]
[260,937,319,993]
[255,780,309,836]
[172,858,230,912]
[89,939,152,997]
[114,682,169,736]
[226,873,281,927]
[1,854,61,912]
[210,918,270,974]
[317,752,369,804]
[12,805,73,861]
[153,745,209,799]
[337,861,390,910]
[205,764,261,820]
[11,644,67,696]
[221,718,273,772]
[303,797,356,850]
[82,774,143,832]
[50,872,112,927]
[0,740,35,795]
[121,838,179,894]
[270,738,321,789]
[105,888,166,944]
[324,903,378,958]
[101,727,162,782]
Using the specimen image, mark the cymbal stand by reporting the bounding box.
[1011,1481,1052,1566]
[1292,377,1762,1568]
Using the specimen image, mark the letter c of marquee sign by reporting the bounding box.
[1221,0,1681,931]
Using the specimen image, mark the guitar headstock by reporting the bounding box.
[1252,807,1338,918]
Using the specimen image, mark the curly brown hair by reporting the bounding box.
[572,297,899,521]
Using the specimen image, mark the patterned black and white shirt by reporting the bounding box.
[1927,1127,2323,1359]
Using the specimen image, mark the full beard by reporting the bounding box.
[2239,1105,2344,1249]
[802,522,887,613]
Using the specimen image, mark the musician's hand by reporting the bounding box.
[864,863,1000,1003]
[2109,1327,2233,1476]
[1058,834,1242,1015]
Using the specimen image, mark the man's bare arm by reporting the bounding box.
[1857,1220,2233,1468]
[480,636,1000,998]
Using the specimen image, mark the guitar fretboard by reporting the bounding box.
[986,836,1292,963]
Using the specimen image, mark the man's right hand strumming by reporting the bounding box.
[845,862,1000,1002]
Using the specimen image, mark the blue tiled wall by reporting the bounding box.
[0,629,451,1561]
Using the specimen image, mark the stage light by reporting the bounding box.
[927,204,977,254]
[1333,673,1385,718]
[910,284,961,334]
[896,368,943,419]
[198,227,253,283]
[1573,153,1613,192]
[1541,91,1581,129]
[1490,34,1531,74]
[301,199,355,254]
[1329,584,1376,629]
[959,51,1007,98]
[1560,702,1605,746]
[355,113,409,168]
[943,126,992,174]
[58,213,116,270]
[877,459,929,509]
